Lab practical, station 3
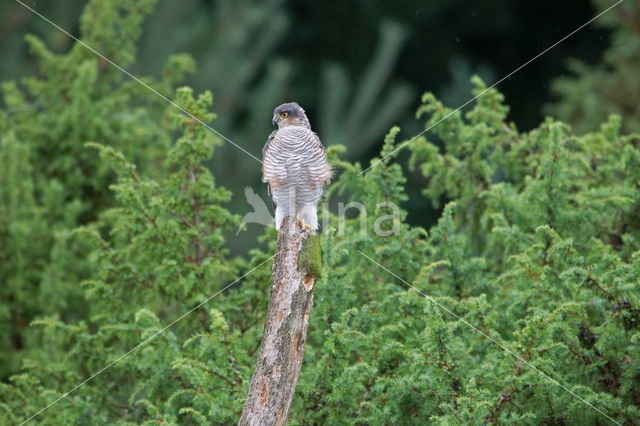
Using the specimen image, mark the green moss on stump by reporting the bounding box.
[297,234,322,278]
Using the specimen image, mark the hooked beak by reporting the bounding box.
[272,115,278,126]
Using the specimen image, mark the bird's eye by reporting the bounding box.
[281,112,289,118]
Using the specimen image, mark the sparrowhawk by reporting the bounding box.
[262,102,332,232]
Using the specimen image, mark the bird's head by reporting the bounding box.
[272,102,310,129]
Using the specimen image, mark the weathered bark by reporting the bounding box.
[239,217,317,426]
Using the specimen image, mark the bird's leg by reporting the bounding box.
[295,211,309,230]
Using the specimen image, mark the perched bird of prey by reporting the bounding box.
[262,102,332,232]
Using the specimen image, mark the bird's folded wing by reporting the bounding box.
[261,130,281,184]
[311,132,333,186]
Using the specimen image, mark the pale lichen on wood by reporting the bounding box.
[239,217,320,426]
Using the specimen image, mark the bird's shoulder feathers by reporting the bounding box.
[262,130,277,157]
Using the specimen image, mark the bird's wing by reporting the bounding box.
[262,130,280,210]
[261,130,278,184]
[262,130,277,157]
[266,183,276,211]
[311,132,333,185]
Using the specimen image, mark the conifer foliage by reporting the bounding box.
[0,0,194,381]
[1,1,639,425]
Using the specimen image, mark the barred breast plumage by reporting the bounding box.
[262,102,331,232]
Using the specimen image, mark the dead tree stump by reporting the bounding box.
[239,217,319,425]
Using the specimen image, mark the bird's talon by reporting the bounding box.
[295,213,309,230]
